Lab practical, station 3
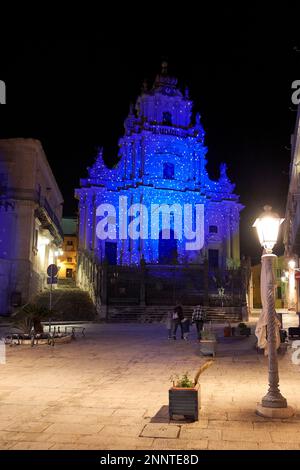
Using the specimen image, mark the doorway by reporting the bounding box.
[66,268,73,279]
[159,229,178,264]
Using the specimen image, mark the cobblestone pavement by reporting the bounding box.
[0,321,300,450]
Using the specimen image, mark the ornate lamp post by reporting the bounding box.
[253,206,294,418]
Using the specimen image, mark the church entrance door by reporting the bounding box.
[159,229,178,264]
[105,242,117,265]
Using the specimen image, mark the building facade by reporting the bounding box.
[284,104,300,312]
[57,217,78,281]
[76,65,244,290]
[0,139,63,315]
[251,256,288,310]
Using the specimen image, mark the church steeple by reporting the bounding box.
[161,60,168,74]
[153,61,180,96]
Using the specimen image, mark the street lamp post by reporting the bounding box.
[253,206,294,418]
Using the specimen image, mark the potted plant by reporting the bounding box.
[199,330,217,357]
[169,372,199,421]
[169,361,214,421]
[236,322,251,337]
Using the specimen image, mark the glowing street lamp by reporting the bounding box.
[253,206,293,418]
[253,206,284,253]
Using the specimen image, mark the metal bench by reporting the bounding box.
[288,327,300,339]
[5,332,54,347]
[48,324,86,339]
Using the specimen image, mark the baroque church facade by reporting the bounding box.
[76,64,243,277]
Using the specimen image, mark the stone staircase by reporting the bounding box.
[107,305,242,324]
[35,287,96,321]
[58,279,76,288]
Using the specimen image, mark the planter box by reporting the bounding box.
[169,383,200,421]
[199,339,217,357]
[237,327,251,337]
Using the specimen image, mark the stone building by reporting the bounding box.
[251,256,287,310]
[283,104,300,312]
[0,139,63,315]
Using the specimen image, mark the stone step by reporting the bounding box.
[107,305,242,323]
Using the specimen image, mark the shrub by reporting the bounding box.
[12,304,53,334]
[171,372,194,388]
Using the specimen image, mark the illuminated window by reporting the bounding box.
[67,257,72,263]
[209,225,218,234]
[163,162,174,180]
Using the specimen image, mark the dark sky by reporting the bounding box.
[0,12,299,264]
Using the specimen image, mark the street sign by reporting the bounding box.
[47,264,58,277]
[47,277,58,285]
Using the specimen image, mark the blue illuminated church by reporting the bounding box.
[76,63,243,271]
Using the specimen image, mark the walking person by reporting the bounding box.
[165,310,173,340]
[192,304,207,341]
[172,302,184,340]
[181,317,190,341]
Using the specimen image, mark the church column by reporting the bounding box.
[231,207,240,262]
[128,191,141,265]
[78,194,87,250]
[226,209,231,264]
[100,258,108,319]
[232,226,240,261]
[92,193,97,251]
[204,257,209,306]
[94,193,102,260]
[85,192,94,252]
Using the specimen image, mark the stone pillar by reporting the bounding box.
[204,257,209,306]
[78,195,86,250]
[226,212,231,263]
[232,226,240,262]
[256,254,293,418]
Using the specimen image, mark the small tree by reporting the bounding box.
[12,304,53,335]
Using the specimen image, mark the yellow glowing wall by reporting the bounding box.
[57,235,77,280]
[251,256,287,309]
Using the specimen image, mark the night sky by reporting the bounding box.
[1,13,299,264]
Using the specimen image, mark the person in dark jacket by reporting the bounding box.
[172,302,184,340]
[192,304,207,340]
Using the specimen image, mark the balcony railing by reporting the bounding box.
[0,187,63,241]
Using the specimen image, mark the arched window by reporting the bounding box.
[163,162,175,180]
[162,111,172,125]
